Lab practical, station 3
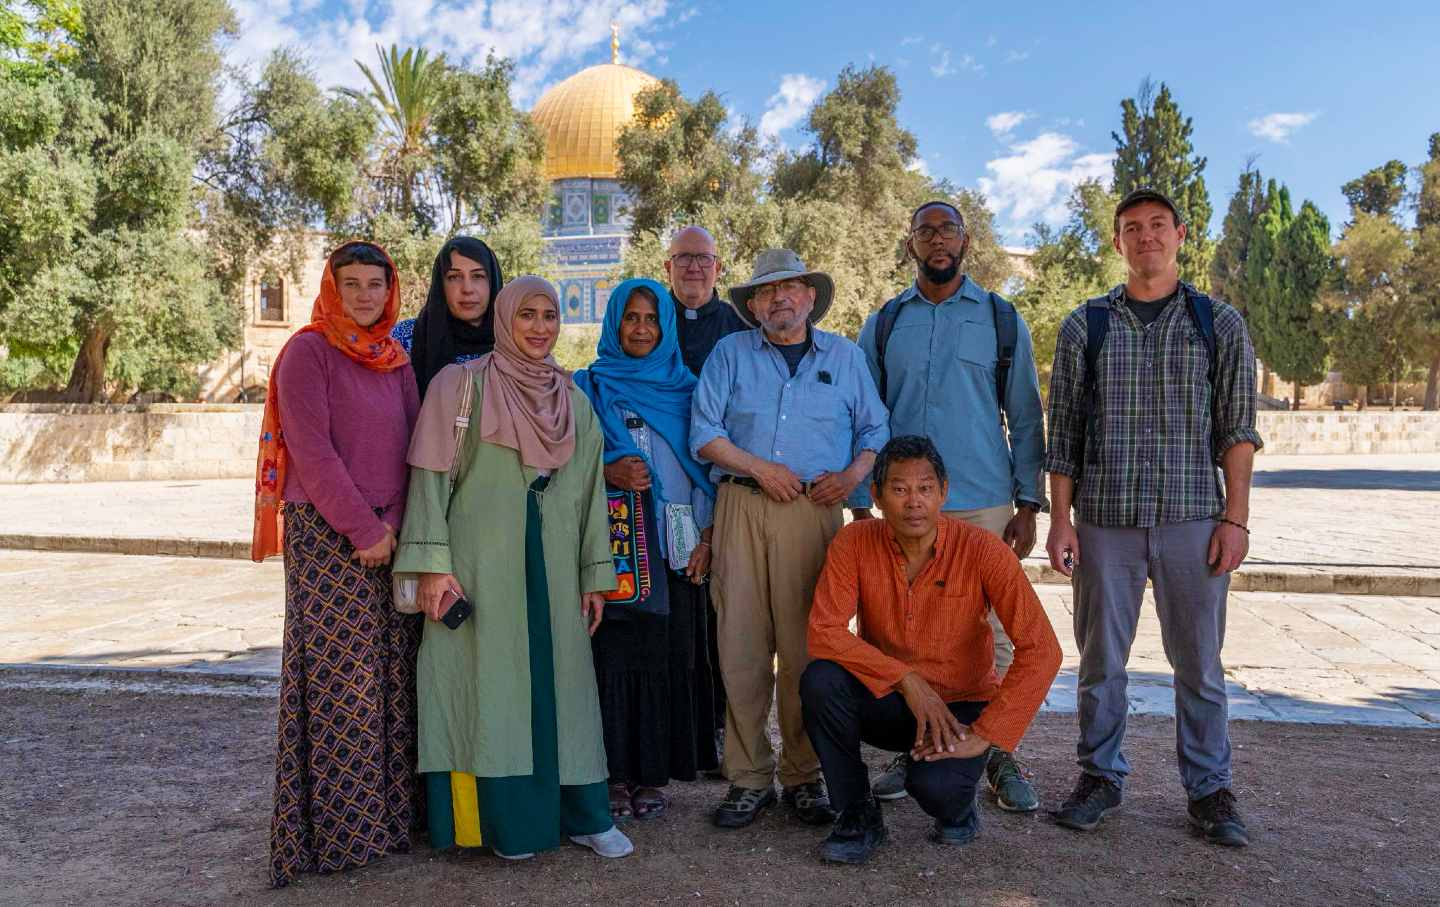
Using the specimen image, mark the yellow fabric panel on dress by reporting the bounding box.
[449,771,484,847]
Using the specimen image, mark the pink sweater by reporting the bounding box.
[276,332,420,550]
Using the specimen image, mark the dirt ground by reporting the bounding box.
[1,686,1437,907]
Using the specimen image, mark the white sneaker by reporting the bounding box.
[569,826,634,859]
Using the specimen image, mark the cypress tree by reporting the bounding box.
[1111,80,1214,289]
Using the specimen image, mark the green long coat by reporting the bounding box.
[394,367,616,784]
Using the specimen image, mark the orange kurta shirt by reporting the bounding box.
[807,516,1062,752]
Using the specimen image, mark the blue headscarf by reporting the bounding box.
[574,278,716,501]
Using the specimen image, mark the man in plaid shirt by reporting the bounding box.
[1044,188,1263,847]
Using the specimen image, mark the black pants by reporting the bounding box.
[800,660,988,831]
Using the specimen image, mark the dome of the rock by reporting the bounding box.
[531,63,660,181]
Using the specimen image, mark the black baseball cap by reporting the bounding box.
[1114,187,1182,230]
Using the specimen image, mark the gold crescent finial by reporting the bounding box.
[610,22,619,64]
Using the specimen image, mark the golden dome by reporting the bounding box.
[532,63,660,182]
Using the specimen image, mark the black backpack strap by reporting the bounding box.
[1079,294,1112,470]
[871,293,907,402]
[991,293,1018,426]
[1183,285,1219,384]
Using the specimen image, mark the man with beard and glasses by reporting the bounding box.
[691,249,889,831]
[853,201,1049,814]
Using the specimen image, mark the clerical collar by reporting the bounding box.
[674,289,722,321]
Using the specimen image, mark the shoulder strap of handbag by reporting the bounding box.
[448,364,478,497]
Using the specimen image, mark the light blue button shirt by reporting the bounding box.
[854,277,1047,511]
[690,327,890,493]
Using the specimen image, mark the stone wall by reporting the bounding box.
[1256,411,1440,455]
[1,406,1437,484]
[0,404,261,483]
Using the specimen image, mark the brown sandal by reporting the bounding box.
[631,786,669,821]
[608,782,634,821]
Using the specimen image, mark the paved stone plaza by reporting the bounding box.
[1,452,1437,727]
[5,453,1439,592]
[2,548,1437,727]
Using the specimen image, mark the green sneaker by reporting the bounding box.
[985,748,1039,812]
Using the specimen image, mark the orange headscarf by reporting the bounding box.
[250,242,410,562]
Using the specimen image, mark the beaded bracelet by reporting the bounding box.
[1218,517,1250,535]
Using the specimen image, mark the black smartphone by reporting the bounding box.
[439,589,473,629]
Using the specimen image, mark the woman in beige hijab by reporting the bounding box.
[394,276,632,861]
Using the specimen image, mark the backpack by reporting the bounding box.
[1077,285,1218,465]
[872,289,1019,425]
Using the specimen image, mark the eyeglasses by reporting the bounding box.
[753,278,809,304]
[670,252,718,270]
[911,223,964,243]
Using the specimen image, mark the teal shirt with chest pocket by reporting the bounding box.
[854,277,1047,512]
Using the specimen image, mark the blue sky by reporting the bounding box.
[226,0,1440,244]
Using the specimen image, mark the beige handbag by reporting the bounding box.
[392,370,477,614]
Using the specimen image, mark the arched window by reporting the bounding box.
[259,275,285,322]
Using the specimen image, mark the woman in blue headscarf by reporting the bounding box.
[574,278,720,823]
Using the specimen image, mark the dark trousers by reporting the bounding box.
[800,659,988,830]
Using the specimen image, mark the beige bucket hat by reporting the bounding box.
[726,249,834,328]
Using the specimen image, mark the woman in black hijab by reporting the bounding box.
[392,236,504,398]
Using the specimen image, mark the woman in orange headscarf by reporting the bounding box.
[254,241,422,888]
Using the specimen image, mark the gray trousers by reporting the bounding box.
[1073,519,1232,800]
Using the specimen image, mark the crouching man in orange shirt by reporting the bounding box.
[801,435,1062,864]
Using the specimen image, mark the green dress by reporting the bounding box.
[394,371,617,855]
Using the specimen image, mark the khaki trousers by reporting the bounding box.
[944,504,1017,678]
[712,483,844,789]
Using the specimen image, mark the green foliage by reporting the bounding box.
[616,66,1010,342]
[1243,183,1336,389]
[1332,210,1419,399]
[552,324,602,372]
[1111,79,1214,288]
[1210,166,1267,311]
[473,210,550,282]
[616,80,766,238]
[431,56,548,230]
[344,44,446,229]
[1,0,82,79]
[1012,180,1125,386]
[79,0,235,144]
[1340,160,1408,219]
[0,0,236,401]
[199,49,376,314]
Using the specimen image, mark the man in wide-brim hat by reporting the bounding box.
[689,249,890,831]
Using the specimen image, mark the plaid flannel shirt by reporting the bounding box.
[1044,283,1264,528]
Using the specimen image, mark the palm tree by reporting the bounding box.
[345,44,446,226]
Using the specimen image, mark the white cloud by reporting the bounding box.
[907,157,931,177]
[1247,111,1319,143]
[978,132,1114,239]
[900,35,925,46]
[929,45,982,78]
[986,111,1030,137]
[224,0,674,106]
[759,73,825,141]
[1004,49,1030,63]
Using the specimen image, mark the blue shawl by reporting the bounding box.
[573,278,716,501]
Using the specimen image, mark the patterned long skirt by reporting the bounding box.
[269,503,423,887]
